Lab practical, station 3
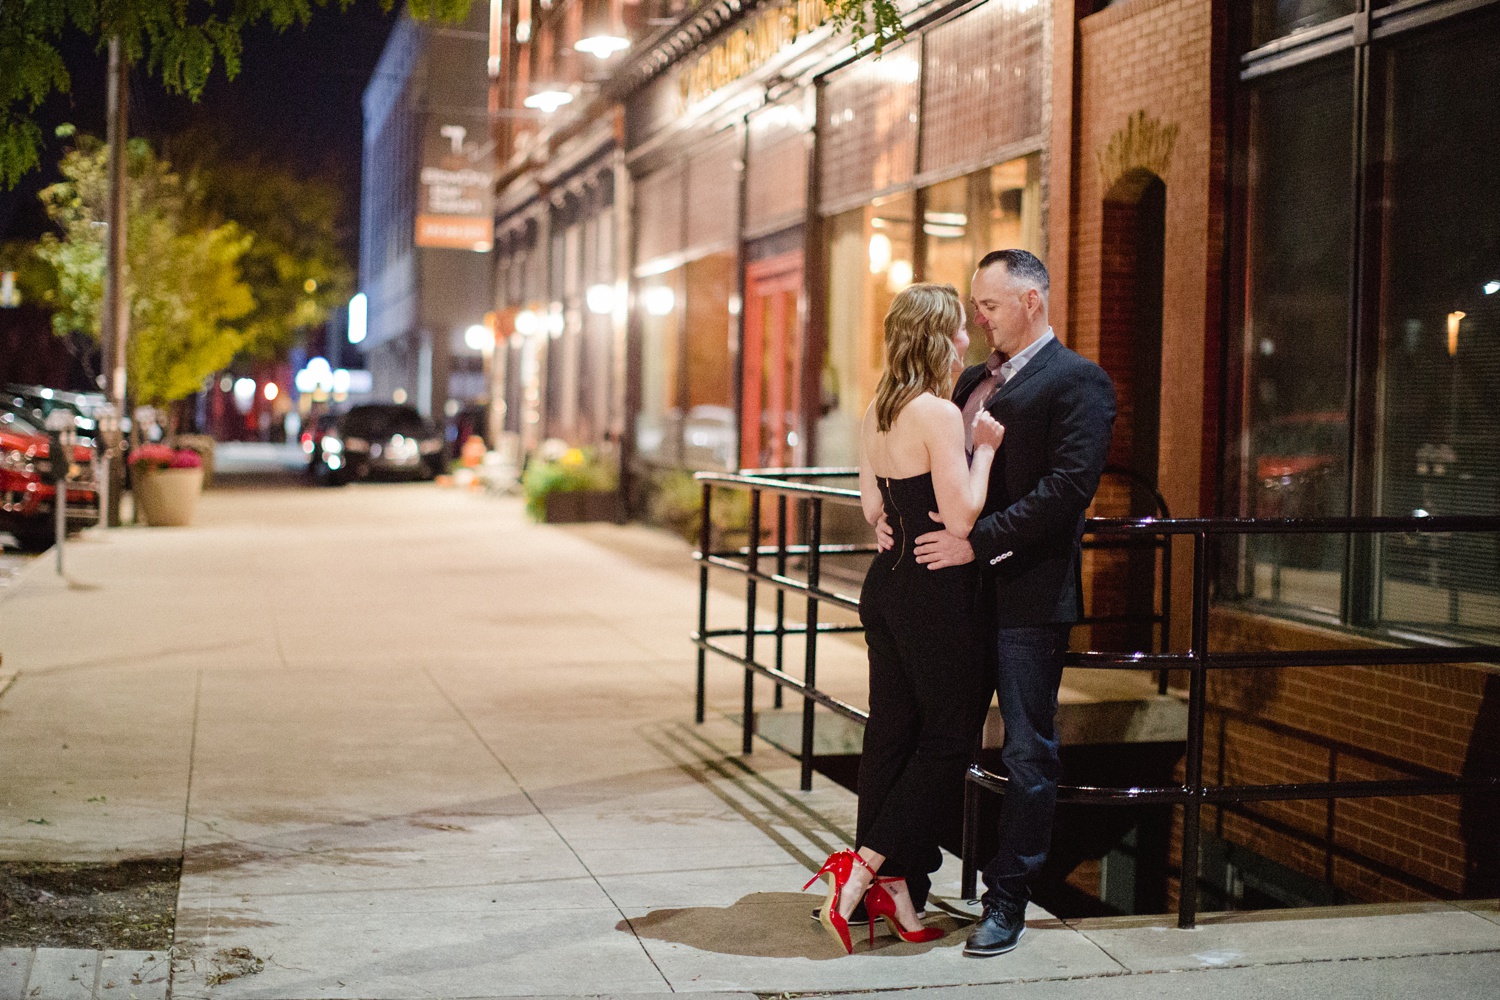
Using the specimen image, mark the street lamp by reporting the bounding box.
[465,323,496,352]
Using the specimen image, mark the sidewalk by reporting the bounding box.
[0,478,1495,999]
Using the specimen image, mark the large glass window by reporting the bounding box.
[635,267,683,465]
[1373,16,1500,640]
[922,154,1042,366]
[818,192,915,467]
[682,253,736,470]
[1234,6,1500,644]
[1238,55,1354,619]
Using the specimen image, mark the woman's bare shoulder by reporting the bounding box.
[903,393,961,427]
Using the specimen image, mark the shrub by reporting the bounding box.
[521,447,617,521]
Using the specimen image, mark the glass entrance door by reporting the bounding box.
[740,252,805,470]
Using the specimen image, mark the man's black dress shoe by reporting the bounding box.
[963,902,1026,957]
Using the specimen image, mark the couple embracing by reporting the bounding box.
[805,250,1116,957]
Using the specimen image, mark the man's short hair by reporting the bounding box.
[977,249,1049,294]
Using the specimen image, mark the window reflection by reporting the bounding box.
[922,155,1042,366]
[1250,0,1356,48]
[1374,16,1500,640]
[818,192,914,467]
[1240,56,1354,617]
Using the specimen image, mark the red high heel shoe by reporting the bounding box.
[802,850,877,954]
[864,878,945,946]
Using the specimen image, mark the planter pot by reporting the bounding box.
[544,490,622,524]
[134,467,204,527]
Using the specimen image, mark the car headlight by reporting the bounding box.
[323,436,343,455]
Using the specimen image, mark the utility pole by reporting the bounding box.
[99,38,130,527]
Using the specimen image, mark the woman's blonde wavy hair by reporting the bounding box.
[873,283,963,432]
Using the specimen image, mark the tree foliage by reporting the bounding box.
[167,131,354,360]
[824,0,906,55]
[34,130,256,404]
[0,0,474,188]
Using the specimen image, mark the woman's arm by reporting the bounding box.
[927,401,1001,538]
[858,404,886,526]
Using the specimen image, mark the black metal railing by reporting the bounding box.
[690,467,1500,929]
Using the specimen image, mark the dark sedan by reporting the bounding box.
[310,404,445,485]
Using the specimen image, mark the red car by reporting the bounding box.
[1,404,100,552]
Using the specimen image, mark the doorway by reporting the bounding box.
[740,251,805,470]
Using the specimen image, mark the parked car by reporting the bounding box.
[0,402,100,551]
[3,383,105,450]
[301,411,340,479]
[310,404,445,485]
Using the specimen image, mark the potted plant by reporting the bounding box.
[130,443,205,526]
[522,445,621,524]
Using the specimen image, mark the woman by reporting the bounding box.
[804,283,1003,953]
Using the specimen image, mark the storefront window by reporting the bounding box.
[921,154,1042,365]
[1373,16,1500,640]
[1239,55,1354,618]
[818,192,915,467]
[635,267,683,465]
[683,253,736,470]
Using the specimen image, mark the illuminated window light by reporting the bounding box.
[348,292,368,344]
[575,35,629,58]
[524,90,574,113]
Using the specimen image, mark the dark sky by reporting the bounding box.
[0,4,401,257]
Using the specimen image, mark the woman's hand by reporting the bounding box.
[972,410,1005,451]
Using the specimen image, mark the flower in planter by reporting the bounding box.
[521,446,618,521]
[131,444,203,472]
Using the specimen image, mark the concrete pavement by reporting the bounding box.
[0,469,1495,998]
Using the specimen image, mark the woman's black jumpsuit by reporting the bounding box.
[855,472,989,880]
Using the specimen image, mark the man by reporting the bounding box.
[914,249,1115,957]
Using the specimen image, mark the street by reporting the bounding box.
[0,472,1496,999]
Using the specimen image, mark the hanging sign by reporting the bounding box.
[416,122,495,251]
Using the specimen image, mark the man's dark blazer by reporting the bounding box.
[952,335,1116,627]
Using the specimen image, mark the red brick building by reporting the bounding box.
[485,0,1499,911]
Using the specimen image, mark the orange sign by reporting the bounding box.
[415,215,493,251]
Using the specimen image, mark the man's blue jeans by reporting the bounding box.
[980,623,1072,910]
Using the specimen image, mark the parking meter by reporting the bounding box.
[44,410,76,573]
[44,410,76,484]
[93,403,120,528]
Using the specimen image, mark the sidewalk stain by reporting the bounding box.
[0,857,180,950]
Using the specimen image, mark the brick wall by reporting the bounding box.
[1069,0,1225,653]
[1178,611,1500,905]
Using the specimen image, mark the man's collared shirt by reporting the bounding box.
[962,328,1055,452]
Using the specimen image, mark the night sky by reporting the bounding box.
[0,3,401,258]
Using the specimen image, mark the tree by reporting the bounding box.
[0,0,473,188]
[167,132,354,360]
[34,130,255,405]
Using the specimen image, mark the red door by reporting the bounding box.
[740,252,804,471]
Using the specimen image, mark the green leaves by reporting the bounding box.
[34,132,256,405]
[824,0,906,55]
[0,0,472,188]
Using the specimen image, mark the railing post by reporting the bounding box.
[1178,530,1211,929]
[1159,532,1173,695]
[742,488,762,755]
[695,481,712,725]
[800,497,823,792]
[773,494,788,709]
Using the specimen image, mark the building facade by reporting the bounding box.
[360,3,497,428]
[484,0,1499,910]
